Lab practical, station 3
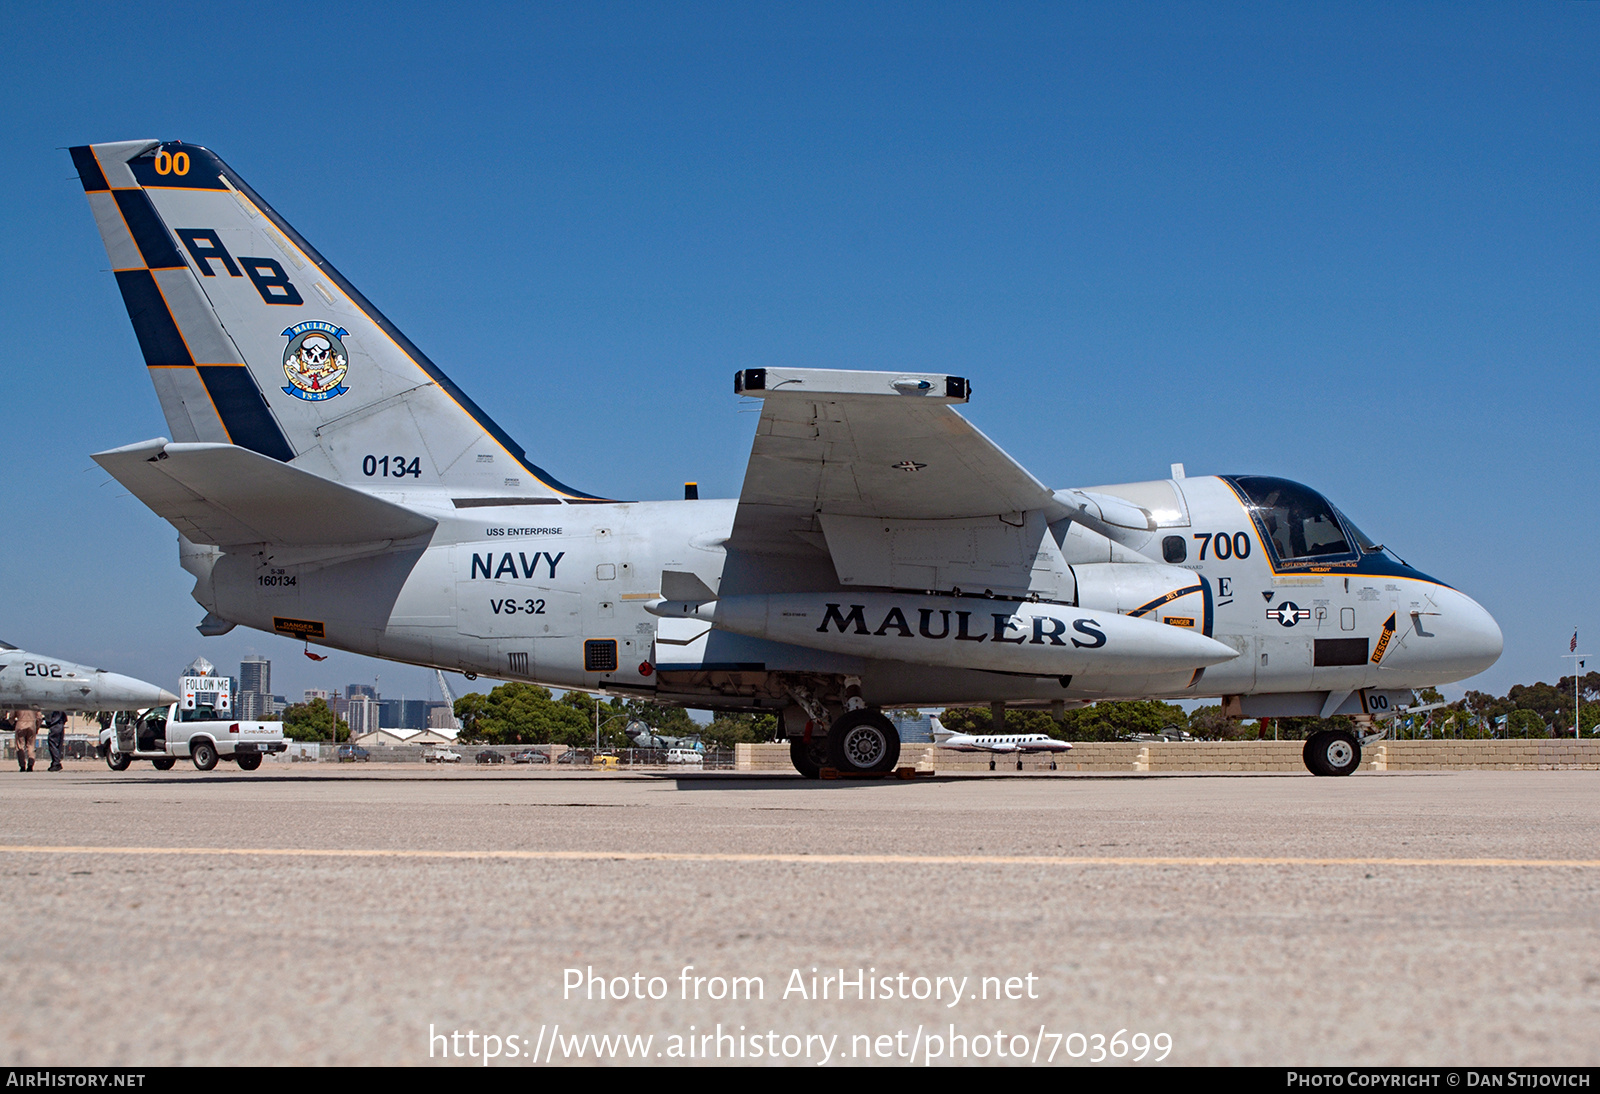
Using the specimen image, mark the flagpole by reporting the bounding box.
[1563,630,1583,739]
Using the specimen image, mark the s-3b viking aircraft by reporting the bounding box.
[71,139,1503,778]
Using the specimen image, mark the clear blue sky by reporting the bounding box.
[1,2,1594,706]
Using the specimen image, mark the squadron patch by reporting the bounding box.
[281,322,350,401]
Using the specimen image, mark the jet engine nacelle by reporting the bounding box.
[1072,562,1211,632]
[649,591,1237,678]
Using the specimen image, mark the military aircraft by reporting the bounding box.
[0,640,177,712]
[70,139,1503,779]
[622,720,705,752]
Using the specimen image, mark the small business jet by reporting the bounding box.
[930,716,1074,770]
[70,139,1502,779]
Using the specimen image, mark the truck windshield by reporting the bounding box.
[179,705,225,722]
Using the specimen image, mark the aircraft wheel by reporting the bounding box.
[151,758,176,771]
[789,737,827,780]
[1303,730,1360,777]
[191,740,219,772]
[106,751,131,772]
[236,754,261,771]
[827,711,900,775]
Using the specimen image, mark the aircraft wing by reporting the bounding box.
[94,439,438,547]
[723,368,1057,592]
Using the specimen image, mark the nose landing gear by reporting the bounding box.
[1303,729,1361,776]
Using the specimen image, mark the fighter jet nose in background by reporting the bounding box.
[97,673,179,708]
[0,644,176,712]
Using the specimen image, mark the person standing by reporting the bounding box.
[13,710,39,772]
[44,710,66,772]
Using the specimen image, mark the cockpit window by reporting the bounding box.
[1336,510,1383,554]
[1226,476,1355,564]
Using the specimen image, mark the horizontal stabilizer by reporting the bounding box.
[94,439,437,547]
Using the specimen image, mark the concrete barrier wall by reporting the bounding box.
[735,740,1600,773]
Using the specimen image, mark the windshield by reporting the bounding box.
[1226,476,1356,564]
[1335,510,1383,553]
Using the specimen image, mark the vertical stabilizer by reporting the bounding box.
[70,140,602,500]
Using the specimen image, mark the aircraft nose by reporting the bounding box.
[97,672,178,708]
[1431,588,1503,681]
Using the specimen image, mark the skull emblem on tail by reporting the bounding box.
[281,322,351,401]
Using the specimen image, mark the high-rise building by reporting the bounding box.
[304,689,330,704]
[239,657,271,720]
[376,699,430,730]
[346,695,379,737]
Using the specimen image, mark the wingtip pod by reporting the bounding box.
[699,592,1237,677]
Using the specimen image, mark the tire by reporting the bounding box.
[236,754,261,771]
[826,710,901,775]
[151,757,176,771]
[106,751,131,772]
[789,736,828,780]
[191,740,219,772]
[1303,730,1360,777]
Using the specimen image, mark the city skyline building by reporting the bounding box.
[239,656,271,721]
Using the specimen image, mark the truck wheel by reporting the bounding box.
[106,751,131,772]
[236,754,261,771]
[1303,730,1360,777]
[826,710,901,775]
[789,736,827,780]
[191,740,219,772]
[151,758,176,771]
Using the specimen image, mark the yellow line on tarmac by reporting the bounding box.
[1,845,1598,868]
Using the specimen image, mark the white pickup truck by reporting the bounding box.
[100,703,286,772]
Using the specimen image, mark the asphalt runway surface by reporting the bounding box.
[2,763,1597,1067]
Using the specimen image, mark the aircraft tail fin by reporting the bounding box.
[70,140,603,500]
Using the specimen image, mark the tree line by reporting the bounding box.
[273,670,1599,746]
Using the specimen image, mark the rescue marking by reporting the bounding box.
[1371,612,1398,664]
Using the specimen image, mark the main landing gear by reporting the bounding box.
[788,709,903,779]
[827,710,902,775]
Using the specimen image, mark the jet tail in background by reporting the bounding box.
[70,140,603,500]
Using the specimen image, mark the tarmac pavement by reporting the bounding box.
[1,764,1596,1066]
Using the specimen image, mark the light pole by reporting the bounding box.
[592,697,633,752]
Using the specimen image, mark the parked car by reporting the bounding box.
[423,747,462,763]
[592,753,620,770]
[666,748,703,765]
[510,749,551,764]
[337,744,371,762]
[475,749,506,764]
